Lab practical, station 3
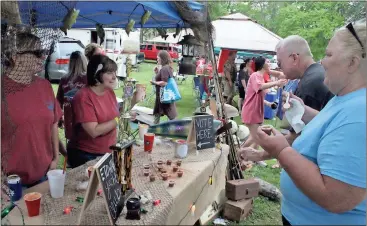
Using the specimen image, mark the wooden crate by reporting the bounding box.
[226,178,259,201]
[223,199,253,222]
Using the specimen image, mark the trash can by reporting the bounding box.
[264,91,278,119]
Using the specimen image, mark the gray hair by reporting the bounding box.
[335,19,366,60]
[276,35,313,58]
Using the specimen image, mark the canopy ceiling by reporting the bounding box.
[10,1,203,28]
[212,13,282,54]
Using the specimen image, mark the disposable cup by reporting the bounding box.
[24,192,42,217]
[47,169,66,198]
[139,124,149,140]
[144,133,155,152]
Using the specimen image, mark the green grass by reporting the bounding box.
[51,61,281,225]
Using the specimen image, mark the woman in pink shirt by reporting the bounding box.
[241,57,286,149]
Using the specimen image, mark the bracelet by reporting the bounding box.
[114,117,119,124]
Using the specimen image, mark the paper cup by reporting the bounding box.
[24,192,42,217]
[139,124,149,140]
[47,169,66,198]
[144,133,155,152]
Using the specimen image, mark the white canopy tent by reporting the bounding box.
[212,13,282,54]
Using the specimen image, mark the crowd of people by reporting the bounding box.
[1,18,365,225]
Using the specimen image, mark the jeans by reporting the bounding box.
[67,146,104,168]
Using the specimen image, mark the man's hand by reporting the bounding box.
[49,159,58,171]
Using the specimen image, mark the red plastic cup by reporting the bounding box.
[24,192,42,217]
[144,133,155,152]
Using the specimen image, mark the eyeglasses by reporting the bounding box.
[17,50,47,58]
[346,22,366,58]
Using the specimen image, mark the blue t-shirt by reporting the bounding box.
[281,88,366,225]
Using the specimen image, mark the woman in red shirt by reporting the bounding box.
[56,51,88,140]
[67,55,119,168]
[241,57,286,149]
[1,33,62,187]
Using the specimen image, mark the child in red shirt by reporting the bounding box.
[67,55,119,168]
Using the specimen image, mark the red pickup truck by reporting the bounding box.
[140,44,179,61]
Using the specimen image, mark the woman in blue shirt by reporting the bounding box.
[255,20,366,225]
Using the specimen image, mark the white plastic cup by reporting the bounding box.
[139,124,149,140]
[47,169,66,198]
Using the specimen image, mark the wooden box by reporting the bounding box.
[226,179,260,201]
[223,199,253,222]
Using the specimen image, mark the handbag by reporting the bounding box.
[160,76,182,104]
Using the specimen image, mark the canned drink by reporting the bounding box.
[7,175,22,202]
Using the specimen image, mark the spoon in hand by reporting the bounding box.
[283,92,291,109]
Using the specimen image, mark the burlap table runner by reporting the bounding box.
[43,143,225,225]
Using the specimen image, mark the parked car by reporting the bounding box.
[140,44,179,61]
[38,37,85,80]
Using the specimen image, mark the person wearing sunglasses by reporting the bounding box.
[246,21,366,225]
[1,32,62,188]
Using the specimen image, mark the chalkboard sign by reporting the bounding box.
[78,153,124,225]
[193,115,215,150]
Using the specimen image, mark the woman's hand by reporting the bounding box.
[150,80,156,85]
[276,79,287,87]
[238,147,268,162]
[256,126,291,158]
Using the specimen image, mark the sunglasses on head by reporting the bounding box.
[346,22,366,58]
[17,49,47,58]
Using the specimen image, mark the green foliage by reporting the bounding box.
[208,1,365,60]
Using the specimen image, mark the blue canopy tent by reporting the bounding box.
[10,1,203,28]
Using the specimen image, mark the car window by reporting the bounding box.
[156,46,169,50]
[173,47,178,52]
[140,45,146,50]
[147,45,153,50]
[58,41,84,57]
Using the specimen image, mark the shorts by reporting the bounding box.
[239,87,246,99]
[223,79,235,98]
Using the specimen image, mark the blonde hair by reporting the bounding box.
[85,43,102,61]
[67,51,87,81]
[276,35,313,58]
[335,19,366,60]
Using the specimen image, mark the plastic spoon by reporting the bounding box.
[283,92,291,109]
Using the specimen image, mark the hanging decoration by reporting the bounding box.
[156,27,169,40]
[140,10,151,26]
[95,23,105,45]
[173,24,181,38]
[125,19,135,36]
[60,8,79,35]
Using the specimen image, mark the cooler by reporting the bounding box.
[264,91,278,119]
